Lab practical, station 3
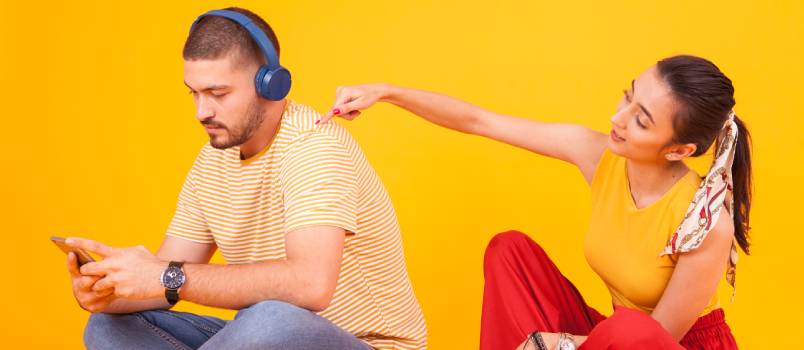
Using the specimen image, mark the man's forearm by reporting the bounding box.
[102,297,170,314]
[76,227,343,313]
[102,259,325,313]
[180,259,330,311]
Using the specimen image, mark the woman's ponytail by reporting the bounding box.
[730,116,753,254]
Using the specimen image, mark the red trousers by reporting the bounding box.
[480,231,739,350]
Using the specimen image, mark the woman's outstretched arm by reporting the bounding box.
[319,83,608,184]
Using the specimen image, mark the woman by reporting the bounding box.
[318,55,750,350]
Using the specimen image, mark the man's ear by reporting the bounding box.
[664,143,697,161]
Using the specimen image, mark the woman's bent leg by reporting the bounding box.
[480,230,606,350]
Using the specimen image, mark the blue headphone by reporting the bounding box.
[190,10,291,101]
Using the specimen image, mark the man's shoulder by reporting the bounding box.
[282,100,354,148]
[282,100,323,134]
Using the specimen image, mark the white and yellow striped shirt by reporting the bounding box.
[166,100,427,349]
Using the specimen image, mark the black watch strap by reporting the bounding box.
[164,261,185,305]
[165,289,180,305]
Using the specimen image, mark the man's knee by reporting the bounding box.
[233,300,317,345]
[83,313,129,349]
[237,300,310,321]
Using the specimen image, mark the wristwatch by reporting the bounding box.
[160,261,186,305]
[558,333,577,350]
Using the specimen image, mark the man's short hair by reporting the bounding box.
[183,7,280,67]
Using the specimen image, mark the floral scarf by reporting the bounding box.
[660,111,740,300]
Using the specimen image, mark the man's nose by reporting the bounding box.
[195,96,214,122]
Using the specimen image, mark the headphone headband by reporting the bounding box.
[190,10,281,70]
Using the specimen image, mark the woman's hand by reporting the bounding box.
[515,332,559,350]
[515,332,586,350]
[317,83,391,124]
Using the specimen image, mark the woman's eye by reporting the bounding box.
[635,115,646,129]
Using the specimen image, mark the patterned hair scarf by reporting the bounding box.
[660,111,739,301]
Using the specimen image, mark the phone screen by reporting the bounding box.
[50,236,96,266]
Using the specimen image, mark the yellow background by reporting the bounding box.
[2,0,802,348]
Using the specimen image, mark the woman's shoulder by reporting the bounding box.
[675,169,704,202]
[590,148,624,189]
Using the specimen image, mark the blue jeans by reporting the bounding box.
[84,300,373,350]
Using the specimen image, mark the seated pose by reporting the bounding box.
[319,55,750,349]
[66,7,427,350]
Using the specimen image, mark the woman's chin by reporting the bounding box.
[606,141,628,158]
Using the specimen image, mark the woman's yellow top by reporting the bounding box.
[584,149,720,316]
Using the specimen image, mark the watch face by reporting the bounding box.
[559,341,576,350]
[161,266,185,289]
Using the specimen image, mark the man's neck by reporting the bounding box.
[239,99,287,160]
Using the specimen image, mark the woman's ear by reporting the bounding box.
[664,143,697,161]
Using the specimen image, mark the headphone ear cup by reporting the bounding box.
[254,65,272,99]
[255,65,291,101]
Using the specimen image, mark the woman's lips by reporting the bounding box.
[610,129,625,142]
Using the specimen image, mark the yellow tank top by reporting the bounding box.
[584,149,720,316]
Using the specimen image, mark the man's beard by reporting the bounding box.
[207,99,266,150]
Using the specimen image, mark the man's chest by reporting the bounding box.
[195,165,288,261]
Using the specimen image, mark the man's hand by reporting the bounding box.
[67,252,115,313]
[66,237,165,300]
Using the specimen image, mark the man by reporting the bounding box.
[67,7,427,350]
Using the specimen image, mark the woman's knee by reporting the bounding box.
[484,230,543,264]
[585,308,682,349]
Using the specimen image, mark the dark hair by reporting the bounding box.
[183,7,279,67]
[657,55,752,254]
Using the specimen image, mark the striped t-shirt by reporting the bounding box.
[165,100,427,349]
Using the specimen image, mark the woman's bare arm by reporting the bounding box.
[320,84,608,184]
[651,212,734,340]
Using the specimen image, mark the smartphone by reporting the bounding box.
[50,236,96,266]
